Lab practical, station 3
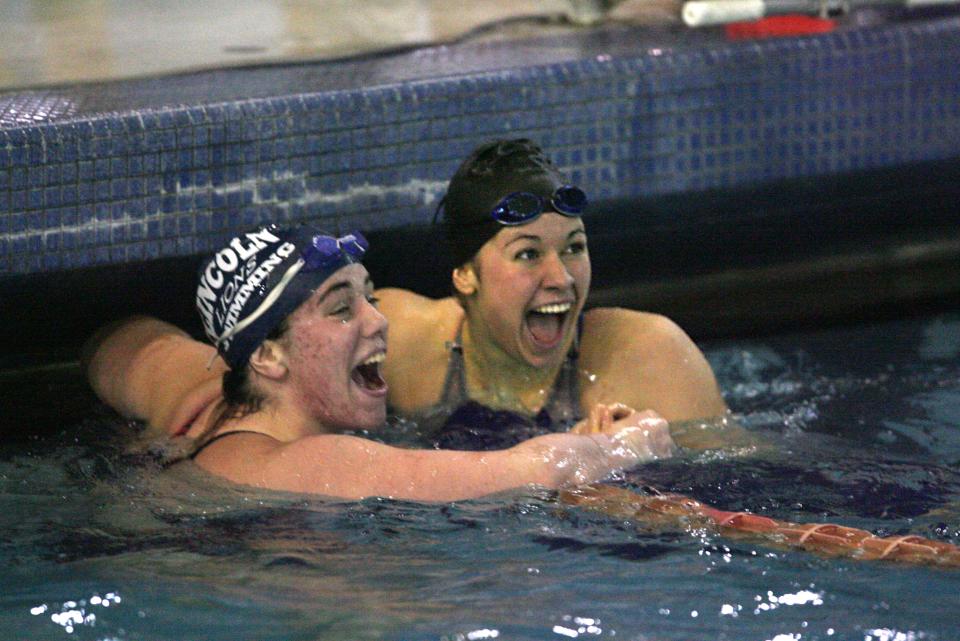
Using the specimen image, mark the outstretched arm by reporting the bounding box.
[194,405,677,501]
[82,316,226,434]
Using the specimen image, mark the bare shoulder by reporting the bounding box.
[579,307,727,422]
[377,288,459,329]
[579,306,700,372]
[580,307,691,362]
[191,429,285,486]
[375,287,429,318]
[375,288,463,413]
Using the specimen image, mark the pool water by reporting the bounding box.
[1,313,959,640]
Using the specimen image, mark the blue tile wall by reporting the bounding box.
[1,17,960,275]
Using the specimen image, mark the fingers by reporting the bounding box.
[598,408,676,462]
[590,404,607,433]
[606,402,635,421]
[570,406,598,434]
[577,402,640,433]
[569,407,675,486]
[600,408,667,434]
[572,405,677,464]
[572,403,616,434]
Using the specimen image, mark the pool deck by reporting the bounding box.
[2,7,960,367]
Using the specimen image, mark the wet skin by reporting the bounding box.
[455,212,590,374]
[277,263,389,432]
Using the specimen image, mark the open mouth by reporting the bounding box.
[525,302,572,349]
[352,352,387,392]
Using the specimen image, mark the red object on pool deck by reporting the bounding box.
[561,485,960,567]
[725,15,837,39]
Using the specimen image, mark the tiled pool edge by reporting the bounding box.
[2,17,960,277]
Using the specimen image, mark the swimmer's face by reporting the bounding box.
[455,212,591,369]
[278,263,388,431]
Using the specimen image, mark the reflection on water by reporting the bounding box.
[2,313,959,640]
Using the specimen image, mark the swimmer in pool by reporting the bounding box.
[82,225,960,567]
[83,224,676,501]
[378,138,751,450]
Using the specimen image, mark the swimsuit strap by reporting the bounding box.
[437,314,583,420]
[438,323,469,407]
[188,429,269,460]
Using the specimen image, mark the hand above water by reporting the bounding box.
[572,403,678,464]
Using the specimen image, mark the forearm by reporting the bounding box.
[374,435,615,501]
[83,316,183,416]
[502,433,608,489]
[260,431,652,503]
[83,316,224,428]
[505,428,666,489]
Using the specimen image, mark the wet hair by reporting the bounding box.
[213,317,291,431]
[441,138,572,267]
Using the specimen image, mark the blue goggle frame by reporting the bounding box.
[301,231,368,271]
[490,185,588,226]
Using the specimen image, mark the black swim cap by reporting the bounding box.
[196,224,368,369]
[441,139,576,267]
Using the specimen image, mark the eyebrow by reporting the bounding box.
[316,281,352,304]
[504,228,586,247]
[317,275,375,304]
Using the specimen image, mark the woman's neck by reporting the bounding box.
[228,392,331,442]
[459,318,565,415]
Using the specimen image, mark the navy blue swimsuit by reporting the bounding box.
[423,319,584,451]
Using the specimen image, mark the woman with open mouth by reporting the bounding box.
[378,138,744,450]
[83,224,676,500]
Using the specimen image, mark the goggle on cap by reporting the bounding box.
[196,224,368,369]
[440,138,586,267]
